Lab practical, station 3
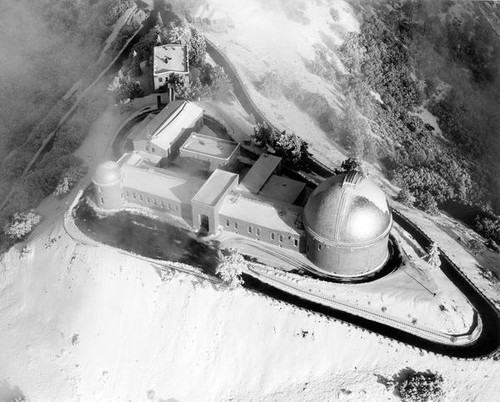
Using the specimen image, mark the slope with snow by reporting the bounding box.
[0,215,499,401]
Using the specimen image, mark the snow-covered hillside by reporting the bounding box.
[0,218,499,401]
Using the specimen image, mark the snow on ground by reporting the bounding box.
[1,218,499,401]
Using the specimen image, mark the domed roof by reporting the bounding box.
[92,161,122,185]
[303,171,391,245]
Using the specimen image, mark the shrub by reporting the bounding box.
[473,209,500,243]
[4,210,42,241]
[216,249,246,288]
[397,371,444,402]
[54,166,88,198]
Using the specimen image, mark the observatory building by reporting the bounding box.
[93,103,392,280]
[303,171,392,278]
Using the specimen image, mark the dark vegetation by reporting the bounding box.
[376,368,444,402]
[337,0,500,243]
[0,0,133,248]
[253,121,311,167]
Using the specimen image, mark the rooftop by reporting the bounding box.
[192,169,238,207]
[180,132,239,160]
[153,44,188,74]
[241,154,282,194]
[121,163,204,204]
[148,101,204,151]
[259,174,306,204]
[219,193,303,235]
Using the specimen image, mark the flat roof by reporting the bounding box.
[148,101,203,151]
[121,163,204,204]
[180,132,238,160]
[241,153,282,194]
[153,44,188,74]
[259,174,306,204]
[192,169,238,207]
[219,193,302,235]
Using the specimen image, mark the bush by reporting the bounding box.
[253,122,310,167]
[4,210,42,241]
[473,209,500,244]
[216,249,246,288]
[54,165,88,198]
[398,371,444,402]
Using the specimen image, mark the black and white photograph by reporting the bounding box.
[0,0,499,400]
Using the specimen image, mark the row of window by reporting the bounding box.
[224,218,299,247]
[126,191,179,212]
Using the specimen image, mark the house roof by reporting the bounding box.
[121,163,204,204]
[259,174,306,204]
[219,193,303,235]
[180,132,239,160]
[192,169,238,207]
[147,101,204,151]
[153,44,188,75]
[241,153,282,194]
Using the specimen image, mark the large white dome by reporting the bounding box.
[303,171,392,278]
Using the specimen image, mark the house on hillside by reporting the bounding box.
[153,44,189,91]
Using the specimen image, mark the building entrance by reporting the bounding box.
[200,214,210,234]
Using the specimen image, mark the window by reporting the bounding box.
[100,197,104,204]
[256,228,260,236]
[152,147,156,153]
[234,221,238,229]
[248,226,252,233]
[294,238,298,247]
[279,234,283,242]
[318,244,322,251]
[133,192,136,199]
[161,200,165,208]
[270,233,275,240]
[139,194,143,201]
[147,196,150,204]
[226,219,230,227]
[159,77,163,82]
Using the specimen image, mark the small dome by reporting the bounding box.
[93,161,122,185]
[303,171,391,245]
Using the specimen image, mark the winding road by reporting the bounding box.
[203,38,500,359]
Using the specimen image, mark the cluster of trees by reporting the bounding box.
[108,70,144,103]
[397,371,444,402]
[336,1,500,229]
[473,209,500,245]
[0,0,133,246]
[253,121,310,167]
[3,210,41,241]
